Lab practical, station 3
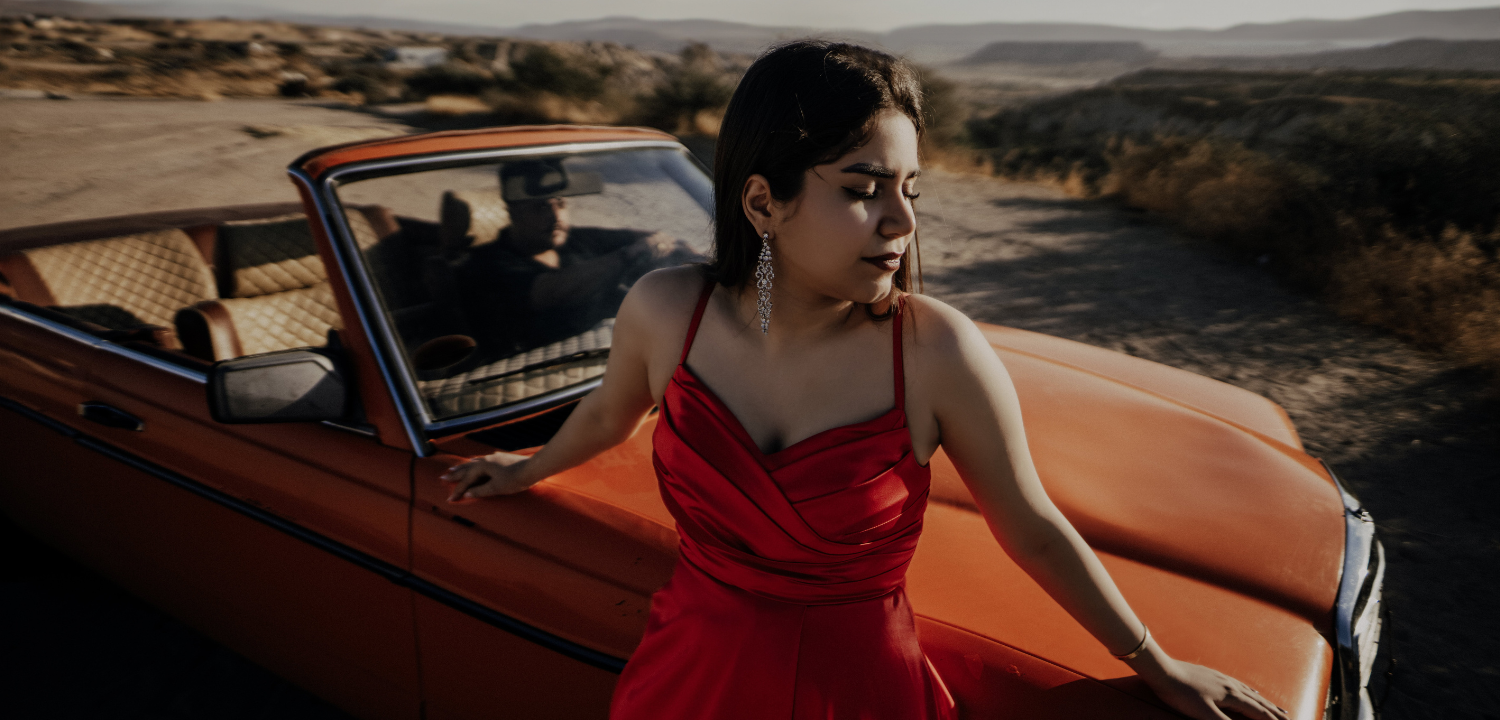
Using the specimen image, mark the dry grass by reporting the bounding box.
[1055,141,1500,373]
[967,69,1500,375]
[423,94,491,116]
[1331,228,1500,366]
[482,89,628,125]
[919,142,993,175]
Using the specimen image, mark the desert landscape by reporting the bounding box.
[3,90,1496,720]
[2,3,1499,719]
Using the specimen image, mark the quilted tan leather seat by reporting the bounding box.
[175,209,394,361]
[0,228,216,348]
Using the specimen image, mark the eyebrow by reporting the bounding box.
[839,162,921,179]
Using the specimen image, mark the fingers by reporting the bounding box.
[1246,692,1289,720]
[1242,684,1288,720]
[1221,687,1288,720]
[440,458,478,483]
[441,460,492,502]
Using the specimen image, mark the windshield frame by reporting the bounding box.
[302,138,701,450]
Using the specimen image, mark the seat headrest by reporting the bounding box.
[439,191,510,257]
[216,211,381,298]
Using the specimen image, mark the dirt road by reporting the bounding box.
[1,96,1495,719]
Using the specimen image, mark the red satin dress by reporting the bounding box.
[610,281,957,719]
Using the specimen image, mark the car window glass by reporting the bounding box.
[332,147,712,424]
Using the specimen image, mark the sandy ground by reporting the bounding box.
[0,95,409,230]
[1,96,1496,719]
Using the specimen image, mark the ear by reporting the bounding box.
[741,174,775,235]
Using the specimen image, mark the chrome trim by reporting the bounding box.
[320,419,378,438]
[423,378,601,436]
[288,167,430,456]
[0,303,207,384]
[1323,460,1386,720]
[310,139,692,443]
[324,140,685,182]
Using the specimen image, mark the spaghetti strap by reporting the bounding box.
[892,295,905,411]
[679,278,716,366]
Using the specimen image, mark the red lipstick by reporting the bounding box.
[861,251,903,272]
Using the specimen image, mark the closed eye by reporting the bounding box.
[844,187,921,201]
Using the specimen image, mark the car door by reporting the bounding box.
[77,337,421,720]
[407,429,676,720]
[0,277,421,717]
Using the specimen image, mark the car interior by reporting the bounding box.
[0,204,395,363]
[0,193,625,424]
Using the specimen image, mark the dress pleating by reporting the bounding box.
[609,279,956,720]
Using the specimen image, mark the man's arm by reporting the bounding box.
[528,232,677,309]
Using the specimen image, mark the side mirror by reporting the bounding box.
[208,348,349,424]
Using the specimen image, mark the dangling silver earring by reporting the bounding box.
[755,231,774,334]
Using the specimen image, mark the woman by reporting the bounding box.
[442,41,1289,720]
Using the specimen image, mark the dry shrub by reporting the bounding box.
[1101,138,1310,248]
[631,42,734,136]
[424,94,489,116]
[1330,228,1500,367]
[483,90,623,125]
[967,68,1500,374]
[920,142,993,175]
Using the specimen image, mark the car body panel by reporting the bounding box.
[910,502,1334,720]
[296,126,678,180]
[0,308,424,716]
[979,325,1305,450]
[945,338,1345,627]
[412,591,620,720]
[412,451,674,658]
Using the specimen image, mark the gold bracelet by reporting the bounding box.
[1113,624,1151,660]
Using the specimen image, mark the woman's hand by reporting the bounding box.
[1135,654,1289,720]
[441,452,534,501]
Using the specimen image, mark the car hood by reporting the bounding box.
[934,323,1344,626]
[901,323,1342,718]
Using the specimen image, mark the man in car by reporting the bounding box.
[459,158,697,354]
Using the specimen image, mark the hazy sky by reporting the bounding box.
[136,0,1499,31]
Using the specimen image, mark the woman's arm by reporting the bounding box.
[918,300,1288,720]
[441,268,688,501]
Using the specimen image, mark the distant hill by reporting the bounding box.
[960,41,1156,66]
[4,0,1500,64]
[1165,38,1500,73]
[497,17,881,55]
[1212,7,1500,41]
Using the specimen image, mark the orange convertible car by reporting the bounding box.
[0,127,1386,720]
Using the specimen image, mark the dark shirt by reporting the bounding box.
[458,226,652,354]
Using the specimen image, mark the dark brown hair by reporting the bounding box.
[709,40,925,300]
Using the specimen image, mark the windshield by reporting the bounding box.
[332,146,713,423]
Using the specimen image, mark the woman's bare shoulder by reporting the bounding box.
[627,265,708,315]
[904,294,987,354]
[903,293,1005,382]
[617,265,710,342]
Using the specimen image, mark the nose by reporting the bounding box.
[880,190,916,240]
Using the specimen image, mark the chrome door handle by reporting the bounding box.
[78,402,144,432]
